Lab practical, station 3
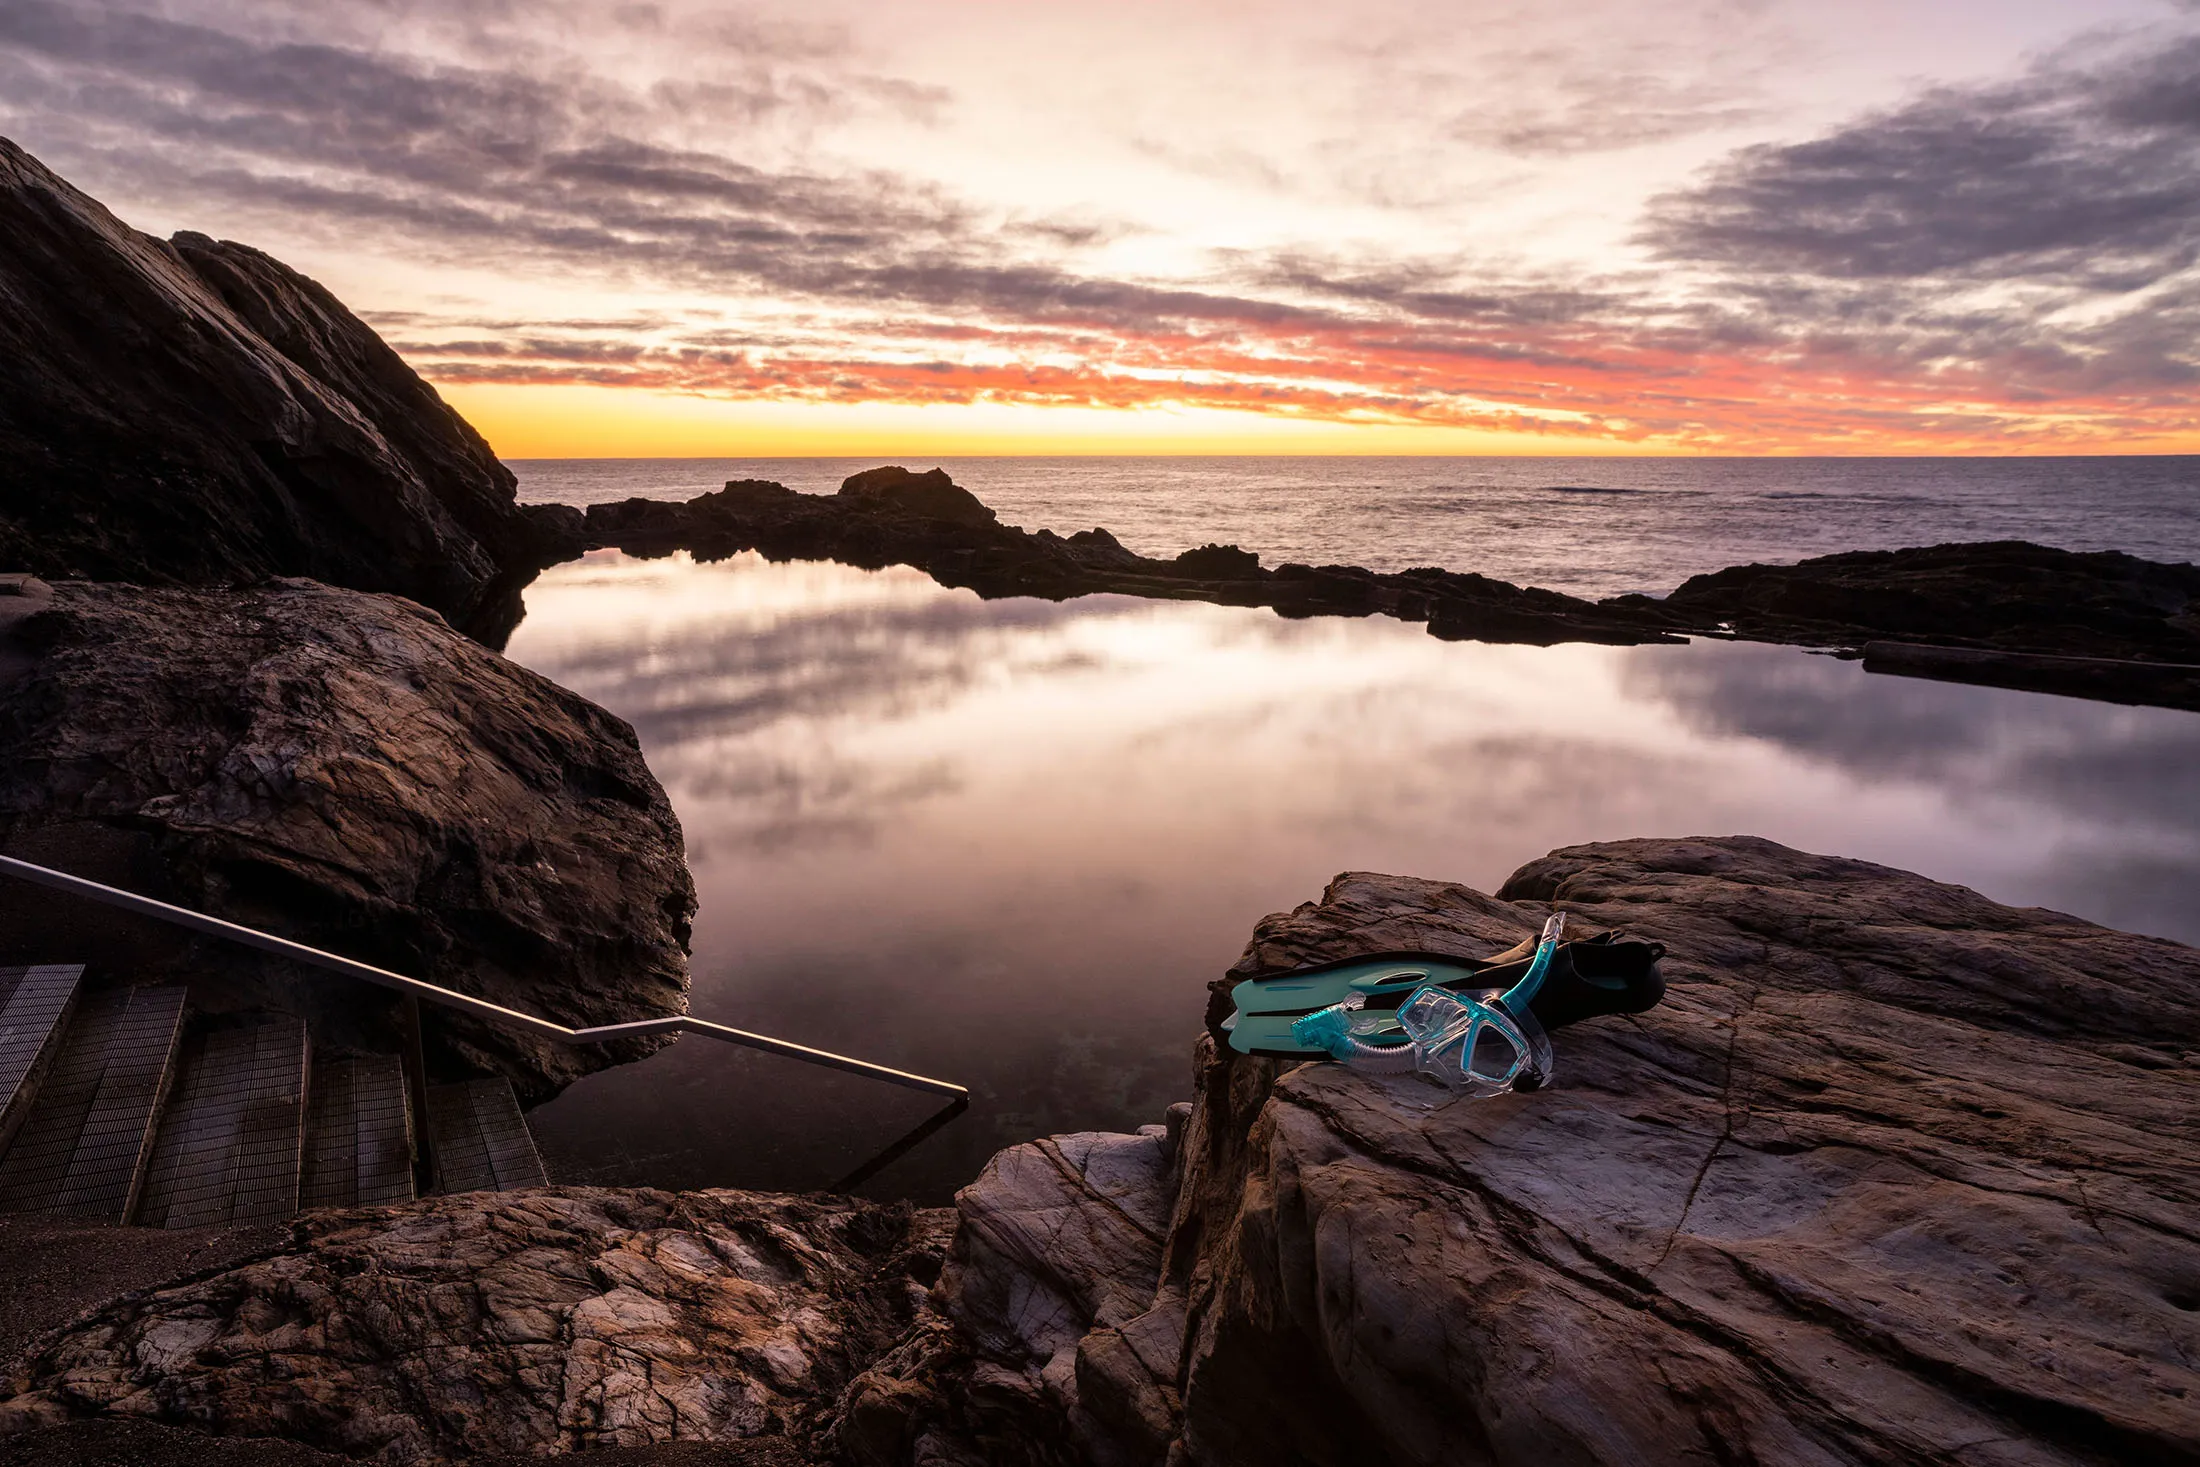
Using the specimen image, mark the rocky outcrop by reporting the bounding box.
[0,578,694,1099]
[6,838,2194,1464]
[0,1189,953,1464]
[570,473,2200,704]
[0,139,555,642]
[856,837,2200,1465]
[1642,539,2200,663]
[580,471,1683,649]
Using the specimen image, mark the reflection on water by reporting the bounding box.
[503,550,2200,1202]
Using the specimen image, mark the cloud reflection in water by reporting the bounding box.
[504,550,2200,1201]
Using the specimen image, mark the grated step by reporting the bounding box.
[300,1054,415,1210]
[0,964,83,1154]
[136,1014,309,1228]
[0,985,188,1221]
[427,1078,545,1194]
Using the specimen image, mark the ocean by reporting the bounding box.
[510,455,2200,598]
[499,458,2200,1202]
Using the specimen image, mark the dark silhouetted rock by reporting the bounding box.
[1643,539,2200,662]
[578,471,1682,648]
[0,580,694,1100]
[850,837,2200,1466]
[568,471,2200,703]
[0,139,551,640]
[837,467,998,527]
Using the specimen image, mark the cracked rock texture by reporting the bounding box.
[858,836,2200,1466]
[0,579,694,1099]
[0,138,557,641]
[0,1190,953,1464]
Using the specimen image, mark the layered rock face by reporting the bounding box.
[0,1189,952,1463]
[0,579,694,1098]
[856,837,2200,1466]
[0,139,555,641]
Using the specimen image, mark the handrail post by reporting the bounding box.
[395,996,435,1195]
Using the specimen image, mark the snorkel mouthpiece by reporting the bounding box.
[1288,912,1565,1096]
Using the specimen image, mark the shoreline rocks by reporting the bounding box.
[0,139,560,643]
[0,1189,953,1463]
[852,837,2200,1465]
[16,838,2194,1465]
[566,470,2200,708]
[577,468,1685,650]
[0,579,695,1100]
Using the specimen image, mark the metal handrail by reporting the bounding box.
[0,854,965,1098]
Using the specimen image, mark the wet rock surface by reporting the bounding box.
[0,1190,953,1465]
[860,837,2200,1466]
[0,139,553,641]
[0,579,694,1099]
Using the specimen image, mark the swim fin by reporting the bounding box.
[1223,929,1664,1059]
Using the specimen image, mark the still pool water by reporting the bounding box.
[502,549,2200,1203]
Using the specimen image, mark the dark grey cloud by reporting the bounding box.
[1647,31,2200,290]
[7,0,2200,438]
[0,0,1366,344]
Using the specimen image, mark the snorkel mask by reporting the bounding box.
[1288,913,1567,1096]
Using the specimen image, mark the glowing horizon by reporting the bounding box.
[9,1,2200,458]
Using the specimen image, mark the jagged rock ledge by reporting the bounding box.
[11,838,2195,1464]
[0,576,695,1101]
[561,469,2200,708]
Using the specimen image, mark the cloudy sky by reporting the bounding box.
[6,0,2200,455]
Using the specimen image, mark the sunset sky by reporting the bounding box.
[5,0,2200,455]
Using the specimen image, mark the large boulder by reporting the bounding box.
[0,138,554,641]
[0,1189,953,1463]
[836,467,998,528]
[857,837,2200,1465]
[0,579,695,1099]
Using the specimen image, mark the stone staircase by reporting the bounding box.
[0,964,545,1227]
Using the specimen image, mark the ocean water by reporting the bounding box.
[500,537,2200,1203]
[510,455,2200,599]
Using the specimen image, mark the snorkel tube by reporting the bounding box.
[1291,912,1566,1096]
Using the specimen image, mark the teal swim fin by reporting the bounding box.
[1222,928,1665,1059]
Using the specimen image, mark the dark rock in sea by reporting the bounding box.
[7,838,2194,1464]
[578,470,1684,649]
[1641,539,2200,663]
[0,1189,953,1463]
[847,837,2200,1466]
[0,579,695,1101]
[0,139,552,641]
[837,466,999,528]
[570,471,2200,693]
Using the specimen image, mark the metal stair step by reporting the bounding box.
[0,964,83,1154]
[0,985,188,1221]
[300,1054,415,1210]
[136,1014,309,1228]
[426,1078,545,1194]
